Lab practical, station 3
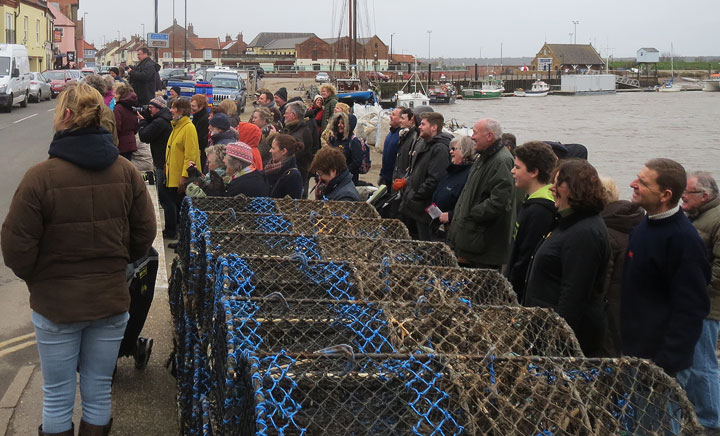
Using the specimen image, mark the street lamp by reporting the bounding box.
[426,30,432,64]
[141,24,145,42]
[390,32,395,62]
[572,20,579,44]
[82,12,87,67]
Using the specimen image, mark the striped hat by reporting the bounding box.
[225,142,254,165]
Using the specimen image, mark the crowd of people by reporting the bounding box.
[2,44,718,435]
[378,106,720,434]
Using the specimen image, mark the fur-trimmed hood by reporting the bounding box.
[328,112,357,141]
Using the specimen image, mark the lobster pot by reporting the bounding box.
[317,234,458,266]
[194,81,213,106]
[228,353,468,436]
[351,262,515,305]
[455,356,703,436]
[184,196,379,218]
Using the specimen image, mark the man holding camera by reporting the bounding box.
[138,97,173,175]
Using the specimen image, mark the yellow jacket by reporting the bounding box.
[165,116,200,188]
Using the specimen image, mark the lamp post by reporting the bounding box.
[390,32,395,63]
[82,12,87,67]
[572,20,579,44]
[141,24,145,42]
[184,0,187,69]
[426,30,432,64]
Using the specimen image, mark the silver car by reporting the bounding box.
[29,72,51,102]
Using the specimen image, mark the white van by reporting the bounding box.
[0,44,30,113]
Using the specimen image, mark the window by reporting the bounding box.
[203,49,212,61]
[312,63,320,71]
[36,20,40,43]
[6,13,14,43]
[311,50,318,61]
[163,52,171,59]
[23,16,28,43]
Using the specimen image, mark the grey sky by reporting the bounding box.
[79,0,718,59]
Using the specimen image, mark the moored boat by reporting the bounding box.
[395,91,430,108]
[702,74,720,92]
[428,83,457,104]
[462,78,505,99]
[514,80,549,97]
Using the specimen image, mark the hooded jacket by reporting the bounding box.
[392,127,419,182]
[321,94,338,130]
[114,92,139,154]
[1,126,156,324]
[447,140,515,266]
[328,112,363,184]
[138,106,172,169]
[600,200,644,356]
[166,116,201,188]
[128,56,159,106]
[236,122,264,170]
[506,185,557,302]
[323,169,360,201]
[282,118,315,181]
[400,132,452,225]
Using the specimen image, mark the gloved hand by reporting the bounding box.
[393,178,407,191]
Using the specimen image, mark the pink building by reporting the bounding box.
[48,3,76,68]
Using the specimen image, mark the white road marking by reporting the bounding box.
[13,113,37,124]
[47,108,54,112]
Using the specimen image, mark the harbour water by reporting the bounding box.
[437,91,720,198]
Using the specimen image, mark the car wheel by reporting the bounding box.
[20,92,28,108]
[35,91,41,102]
[5,95,12,113]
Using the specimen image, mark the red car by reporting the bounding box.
[43,70,76,98]
[366,71,390,82]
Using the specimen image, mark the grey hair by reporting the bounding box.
[690,171,719,198]
[451,136,476,161]
[205,144,227,170]
[286,101,306,121]
[84,74,108,95]
[485,118,502,139]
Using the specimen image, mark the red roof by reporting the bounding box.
[188,37,220,49]
[391,54,416,63]
[47,3,74,26]
[81,40,97,51]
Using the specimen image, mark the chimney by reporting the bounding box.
[226,34,232,42]
[237,32,244,43]
[187,23,194,36]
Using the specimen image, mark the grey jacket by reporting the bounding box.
[447,140,515,265]
[689,196,720,321]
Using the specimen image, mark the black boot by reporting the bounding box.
[38,423,74,435]
[78,418,112,436]
[133,337,153,369]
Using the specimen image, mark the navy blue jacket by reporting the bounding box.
[431,162,472,222]
[323,170,360,201]
[267,157,303,199]
[225,170,270,198]
[380,126,401,183]
[621,209,710,374]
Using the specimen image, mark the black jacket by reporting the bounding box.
[267,157,303,199]
[600,200,644,357]
[225,170,270,197]
[128,57,159,106]
[392,127,418,182]
[323,170,360,201]
[400,132,452,225]
[282,119,315,181]
[192,109,209,153]
[328,113,363,184]
[524,210,611,356]
[506,186,557,302]
[431,162,472,222]
[138,107,172,169]
[210,129,237,146]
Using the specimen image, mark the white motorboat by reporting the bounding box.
[395,90,430,108]
[703,75,720,92]
[514,80,550,97]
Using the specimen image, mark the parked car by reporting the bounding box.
[210,73,247,113]
[81,67,97,77]
[0,44,31,112]
[43,70,75,98]
[315,72,330,83]
[29,72,51,102]
[160,68,192,87]
[366,71,389,82]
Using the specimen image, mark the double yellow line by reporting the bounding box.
[0,333,36,358]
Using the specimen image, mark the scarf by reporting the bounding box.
[264,156,291,177]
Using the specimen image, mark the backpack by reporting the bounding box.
[353,135,372,174]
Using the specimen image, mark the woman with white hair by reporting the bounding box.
[223,142,269,197]
[431,135,476,236]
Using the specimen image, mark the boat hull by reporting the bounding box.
[429,95,456,104]
[703,80,720,92]
[463,89,503,99]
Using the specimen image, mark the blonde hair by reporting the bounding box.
[218,99,238,117]
[113,83,133,100]
[600,176,620,203]
[53,83,105,132]
[334,102,350,114]
[320,83,337,96]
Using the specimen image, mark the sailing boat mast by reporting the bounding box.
[348,0,357,76]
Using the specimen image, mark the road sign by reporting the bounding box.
[147,32,169,48]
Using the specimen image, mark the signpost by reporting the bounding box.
[147,33,169,48]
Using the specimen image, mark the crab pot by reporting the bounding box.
[317,235,458,266]
[351,263,515,305]
[225,353,468,436]
[185,196,379,218]
[454,356,703,436]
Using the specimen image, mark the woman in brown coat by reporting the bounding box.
[1,83,156,436]
[113,83,139,160]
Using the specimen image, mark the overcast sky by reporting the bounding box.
[79,0,718,59]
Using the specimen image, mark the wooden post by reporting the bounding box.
[474,63,478,81]
[428,63,432,91]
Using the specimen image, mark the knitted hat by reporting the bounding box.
[274,87,288,102]
[313,94,323,102]
[170,86,181,95]
[236,122,261,147]
[209,113,230,131]
[225,142,254,165]
[149,96,167,109]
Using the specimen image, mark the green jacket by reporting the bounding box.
[447,141,515,265]
[321,95,338,131]
[689,196,720,321]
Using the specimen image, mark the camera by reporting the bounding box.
[133,105,150,119]
[261,124,273,135]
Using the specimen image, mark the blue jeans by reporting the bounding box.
[32,311,129,433]
[678,318,720,429]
